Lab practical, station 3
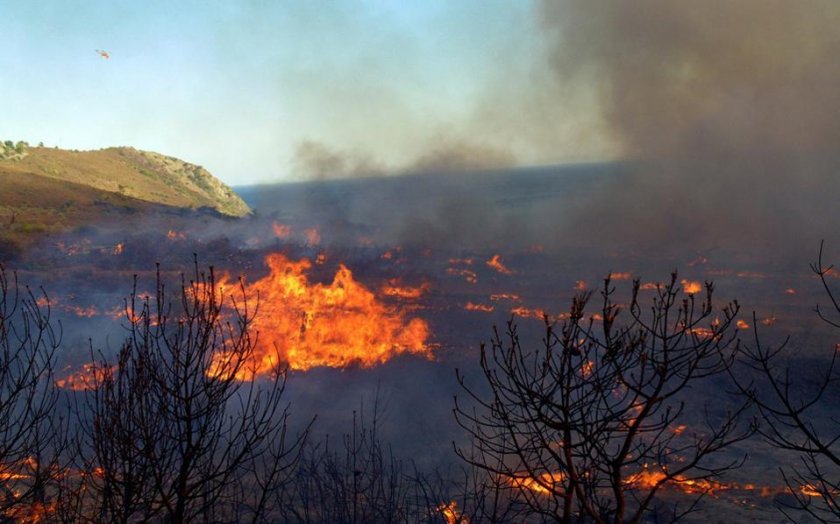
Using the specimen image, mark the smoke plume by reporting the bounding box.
[540,0,840,251]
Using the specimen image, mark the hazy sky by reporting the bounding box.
[0,1,612,185]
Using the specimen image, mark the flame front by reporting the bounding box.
[486,254,514,275]
[237,254,431,372]
[465,301,494,312]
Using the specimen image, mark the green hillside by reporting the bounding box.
[0,144,251,257]
[1,145,250,216]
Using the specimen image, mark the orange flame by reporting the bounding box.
[508,465,803,505]
[437,500,468,524]
[56,363,113,391]
[681,280,703,295]
[36,296,99,318]
[508,472,566,495]
[65,305,98,318]
[381,279,430,299]
[465,302,494,313]
[609,271,632,281]
[486,255,513,275]
[113,242,124,255]
[0,458,57,522]
[511,306,547,321]
[229,254,431,372]
[3,500,55,523]
[736,319,750,330]
[690,327,716,339]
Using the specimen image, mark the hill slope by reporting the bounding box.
[1,146,250,217]
[0,146,250,258]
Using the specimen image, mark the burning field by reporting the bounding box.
[6,1,840,521]
[2,164,839,522]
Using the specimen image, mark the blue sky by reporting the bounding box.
[0,1,611,185]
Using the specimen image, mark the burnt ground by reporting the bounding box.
[8,164,840,522]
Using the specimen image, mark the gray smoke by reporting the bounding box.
[539,0,840,251]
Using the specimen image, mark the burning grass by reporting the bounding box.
[222,253,432,372]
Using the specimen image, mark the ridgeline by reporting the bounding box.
[0,143,251,256]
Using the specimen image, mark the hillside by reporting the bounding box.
[0,145,250,258]
[1,146,250,217]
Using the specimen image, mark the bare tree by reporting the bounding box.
[0,266,66,521]
[68,262,307,523]
[277,389,488,524]
[279,393,417,524]
[454,273,753,523]
[732,242,840,523]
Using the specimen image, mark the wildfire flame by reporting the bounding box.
[511,306,547,321]
[226,254,431,372]
[36,296,99,318]
[381,279,429,299]
[56,363,113,391]
[509,465,789,501]
[486,255,513,275]
[681,280,703,295]
[508,472,566,495]
[465,301,494,313]
[437,500,468,524]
